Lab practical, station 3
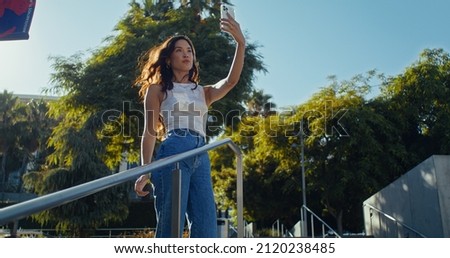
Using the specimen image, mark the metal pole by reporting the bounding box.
[228,142,244,238]
[301,121,307,237]
[171,162,181,237]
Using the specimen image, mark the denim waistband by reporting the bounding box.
[167,128,205,139]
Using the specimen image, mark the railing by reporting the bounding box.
[271,219,290,237]
[363,203,426,238]
[301,205,341,238]
[0,138,244,237]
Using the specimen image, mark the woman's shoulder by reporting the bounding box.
[146,84,163,93]
[145,84,164,101]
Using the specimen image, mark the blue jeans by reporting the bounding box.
[151,129,218,237]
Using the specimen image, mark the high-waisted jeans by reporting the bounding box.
[151,128,217,238]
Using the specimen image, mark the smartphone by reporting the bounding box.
[220,3,235,19]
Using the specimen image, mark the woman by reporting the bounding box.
[134,14,245,238]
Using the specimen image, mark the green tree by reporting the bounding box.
[381,48,450,163]
[246,89,277,117]
[0,90,28,192]
[23,58,131,236]
[212,71,407,235]
[11,99,55,192]
[0,93,55,195]
[211,91,295,228]
[211,48,450,235]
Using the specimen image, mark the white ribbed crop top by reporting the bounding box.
[160,82,208,137]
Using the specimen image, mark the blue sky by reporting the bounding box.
[1,0,450,107]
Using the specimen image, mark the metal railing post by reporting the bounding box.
[171,162,182,238]
[227,142,243,238]
[363,203,426,238]
[302,205,341,238]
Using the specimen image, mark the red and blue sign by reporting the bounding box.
[0,0,36,41]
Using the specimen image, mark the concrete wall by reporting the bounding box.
[363,155,450,237]
[434,156,450,237]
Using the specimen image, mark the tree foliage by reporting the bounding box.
[212,49,450,235]
[380,48,450,163]
[0,90,28,192]
[0,91,53,193]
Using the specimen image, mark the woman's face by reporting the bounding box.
[169,39,194,73]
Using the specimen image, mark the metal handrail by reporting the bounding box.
[0,138,244,237]
[363,203,426,238]
[301,205,341,238]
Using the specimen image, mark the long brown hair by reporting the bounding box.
[135,35,200,100]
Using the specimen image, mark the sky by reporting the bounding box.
[1,0,450,108]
